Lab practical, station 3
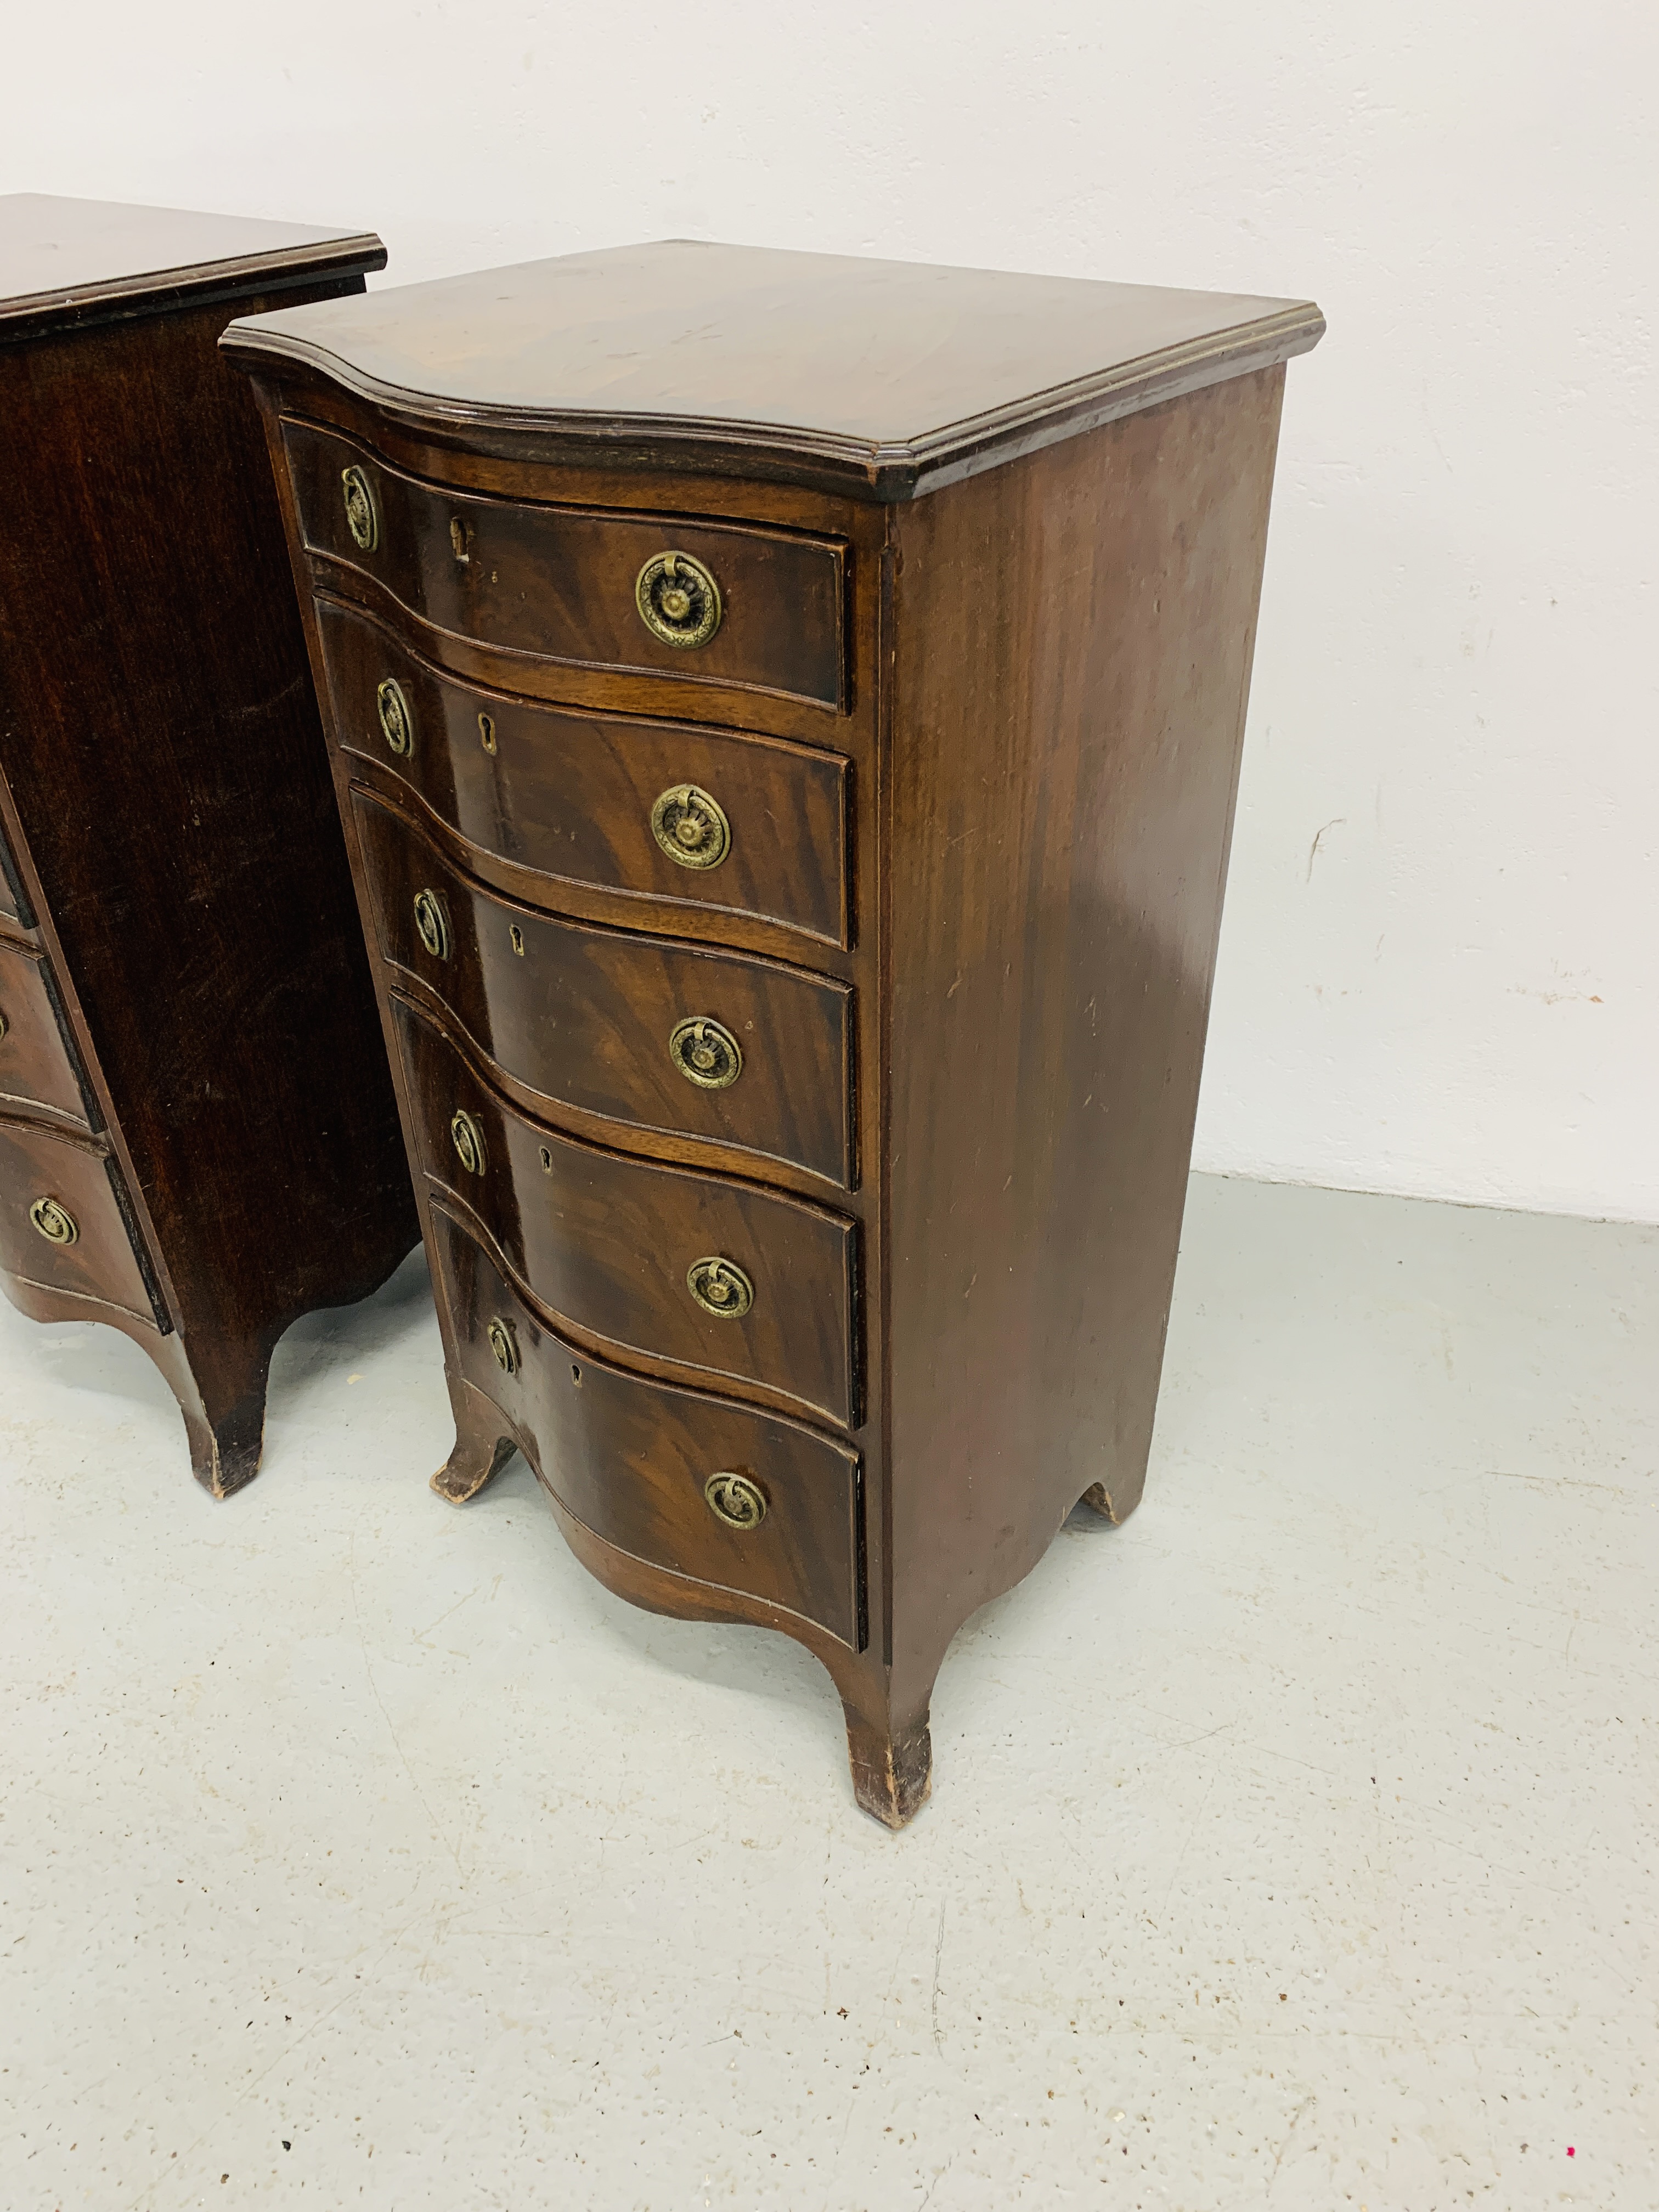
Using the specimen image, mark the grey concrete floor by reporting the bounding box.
[1,1173,1655,2210]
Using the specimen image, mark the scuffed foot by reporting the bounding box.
[432,1433,517,1505]
[845,1707,933,1830]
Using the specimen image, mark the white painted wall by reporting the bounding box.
[8,2,1656,1220]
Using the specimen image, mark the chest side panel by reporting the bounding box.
[883,369,1289,1686]
[0,297,416,1342]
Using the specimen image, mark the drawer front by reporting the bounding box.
[433,1206,861,1646]
[394,997,857,1426]
[286,423,847,710]
[0,941,95,1129]
[319,600,850,945]
[0,1119,157,1323]
[355,791,854,1188]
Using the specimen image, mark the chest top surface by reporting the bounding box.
[222,240,1322,499]
[0,194,385,343]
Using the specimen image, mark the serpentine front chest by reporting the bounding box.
[225,241,1322,1822]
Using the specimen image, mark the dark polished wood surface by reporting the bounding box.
[0,198,415,1493]
[225,241,1322,499]
[234,242,1320,1821]
[881,366,1288,1738]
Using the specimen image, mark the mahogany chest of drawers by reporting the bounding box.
[0,196,417,1493]
[225,243,1322,1822]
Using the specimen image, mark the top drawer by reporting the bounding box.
[283,422,848,712]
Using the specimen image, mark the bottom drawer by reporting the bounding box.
[0,1118,159,1324]
[432,1206,862,1648]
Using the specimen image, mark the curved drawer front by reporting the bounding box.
[0,1119,156,1323]
[355,792,854,1187]
[434,1207,861,1646]
[0,941,95,1129]
[319,600,850,945]
[285,422,847,710]
[393,997,857,1426]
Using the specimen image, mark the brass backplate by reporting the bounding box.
[636,551,722,649]
[668,1015,742,1090]
[704,1471,766,1530]
[651,783,731,871]
[341,465,379,552]
[687,1256,754,1319]
[29,1195,78,1246]
[413,889,450,961]
[376,677,413,757]
[450,1108,486,1176]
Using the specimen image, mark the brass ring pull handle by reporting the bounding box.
[487,1317,519,1375]
[704,1471,766,1531]
[668,1015,742,1090]
[449,1108,486,1176]
[651,784,730,871]
[413,889,450,961]
[30,1195,78,1246]
[686,1256,754,1319]
[635,552,722,649]
[376,677,413,757]
[341,465,379,552]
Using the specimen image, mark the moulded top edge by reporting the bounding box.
[0,194,385,342]
[219,239,1324,501]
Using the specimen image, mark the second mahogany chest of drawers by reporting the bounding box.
[0,196,419,1496]
[225,242,1322,1822]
